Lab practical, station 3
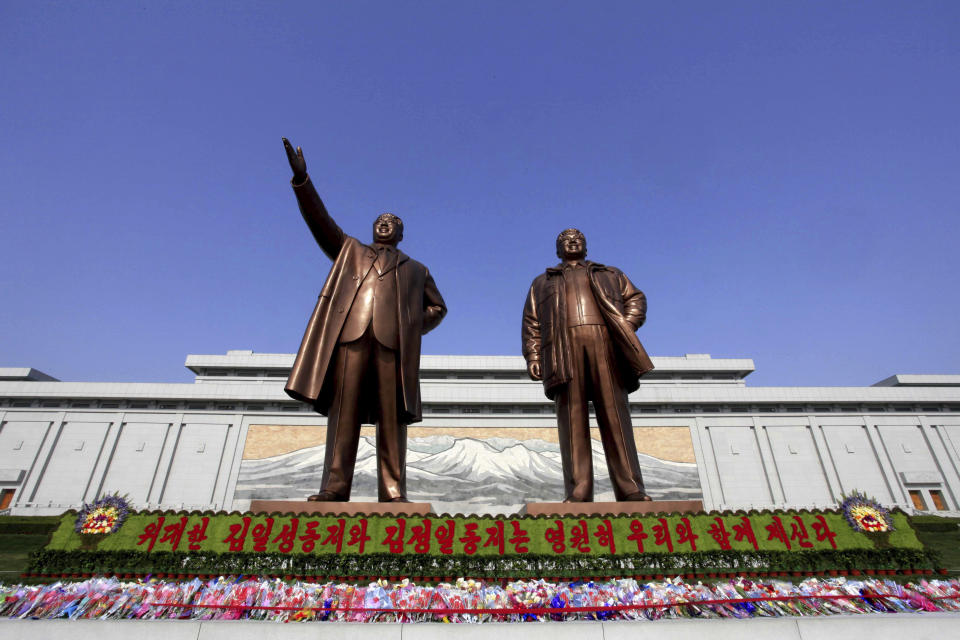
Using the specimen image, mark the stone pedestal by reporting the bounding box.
[248,500,433,516]
[521,499,703,517]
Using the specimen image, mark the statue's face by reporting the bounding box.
[373,214,403,245]
[556,230,586,260]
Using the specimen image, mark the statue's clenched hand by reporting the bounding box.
[282,137,307,183]
[527,361,542,381]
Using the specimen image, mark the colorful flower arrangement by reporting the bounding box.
[841,491,894,533]
[74,494,132,536]
[0,575,957,621]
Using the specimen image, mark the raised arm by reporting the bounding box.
[283,137,346,260]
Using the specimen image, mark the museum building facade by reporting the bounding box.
[1,351,959,516]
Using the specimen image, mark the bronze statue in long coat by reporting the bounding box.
[282,138,446,502]
[522,228,654,502]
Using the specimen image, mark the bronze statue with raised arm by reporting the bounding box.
[281,138,446,503]
[522,229,655,502]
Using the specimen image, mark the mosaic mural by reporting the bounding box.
[234,425,702,514]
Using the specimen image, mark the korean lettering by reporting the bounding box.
[158,516,189,552]
[459,522,482,555]
[347,519,371,553]
[322,518,346,553]
[570,520,591,553]
[483,520,505,555]
[675,517,699,551]
[136,516,165,552]
[508,521,531,553]
[594,519,616,553]
[765,515,792,550]
[271,518,299,554]
[811,514,838,549]
[789,515,814,549]
[434,519,456,555]
[652,518,673,552]
[187,517,210,551]
[223,516,252,552]
[545,520,566,553]
[628,519,649,552]
[407,519,432,554]
[732,516,759,551]
[299,520,324,553]
[707,517,731,550]
[383,518,407,554]
[250,517,275,552]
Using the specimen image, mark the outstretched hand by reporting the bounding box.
[282,137,307,182]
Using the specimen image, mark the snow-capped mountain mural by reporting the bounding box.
[235,434,701,514]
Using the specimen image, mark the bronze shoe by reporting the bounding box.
[307,490,345,502]
[622,492,653,502]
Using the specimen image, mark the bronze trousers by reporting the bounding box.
[319,327,407,501]
[555,324,647,501]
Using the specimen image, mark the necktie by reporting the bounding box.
[375,247,397,275]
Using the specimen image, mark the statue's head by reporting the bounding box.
[373,213,403,245]
[556,228,586,261]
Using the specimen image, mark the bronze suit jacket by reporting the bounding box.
[522,261,654,399]
[285,176,446,425]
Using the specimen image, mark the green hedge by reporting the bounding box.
[51,509,923,555]
[0,516,60,535]
[34,507,933,579]
[909,515,960,533]
[28,546,938,579]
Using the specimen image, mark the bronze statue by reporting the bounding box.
[522,229,654,502]
[282,138,447,503]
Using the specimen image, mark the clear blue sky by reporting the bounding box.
[2,1,958,387]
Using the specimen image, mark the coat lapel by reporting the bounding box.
[372,247,406,276]
[389,249,409,274]
[359,245,377,280]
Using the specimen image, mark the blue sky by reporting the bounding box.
[2,1,958,386]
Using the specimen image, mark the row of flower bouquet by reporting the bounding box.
[1,575,958,622]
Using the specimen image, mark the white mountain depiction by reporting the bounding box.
[236,435,701,514]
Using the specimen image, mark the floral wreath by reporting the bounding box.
[75,493,132,535]
[840,490,894,533]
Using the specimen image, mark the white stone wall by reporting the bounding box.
[684,413,960,513]
[4,407,958,516]
[1,352,959,516]
[0,411,246,514]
